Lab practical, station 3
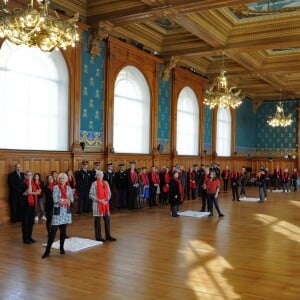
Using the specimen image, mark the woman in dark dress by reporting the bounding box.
[43,174,54,237]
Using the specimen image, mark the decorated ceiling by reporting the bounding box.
[46,0,300,102]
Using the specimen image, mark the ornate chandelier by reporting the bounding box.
[204,56,242,109]
[267,98,293,127]
[0,0,79,52]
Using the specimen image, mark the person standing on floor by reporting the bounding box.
[43,174,54,237]
[89,170,116,242]
[7,163,24,223]
[127,161,139,210]
[21,170,39,244]
[169,170,183,217]
[231,167,240,201]
[75,160,92,213]
[115,163,127,209]
[42,173,74,258]
[239,167,247,197]
[221,165,230,193]
[104,162,115,209]
[291,168,299,192]
[148,166,159,207]
[204,170,224,217]
[273,164,282,190]
[282,168,290,193]
[257,169,266,203]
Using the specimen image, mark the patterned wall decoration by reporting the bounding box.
[80,32,105,151]
[255,100,298,157]
[204,105,212,154]
[157,64,171,153]
[236,98,257,156]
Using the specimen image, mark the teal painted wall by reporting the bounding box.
[157,64,171,153]
[255,100,298,156]
[204,106,212,153]
[236,98,256,155]
[80,32,105,150]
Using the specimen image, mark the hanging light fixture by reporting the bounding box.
[204,55,242,109]
[267,90,293,127]
[0,0,79,52]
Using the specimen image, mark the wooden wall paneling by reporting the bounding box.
[105,37,162,155]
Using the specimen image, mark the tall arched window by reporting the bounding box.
[0,40,69,151]
[113,66,150,153]
[176,87,199,155]
[216,107,231,156]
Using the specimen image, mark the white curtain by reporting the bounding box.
[216,107,231,156]
[176,87,199,155]
[113,66,150,153]
[0,40,69,151]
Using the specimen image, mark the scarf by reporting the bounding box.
[67,176,76,189]
[164,172,170,184]
[32,180,41,209]
[151,171,159,184]
[48,183,54,192]
[130,171,138,184]
[141,173,149,185]
[96,180,110,216]
[173,177,183,202]
[58,184,69,208]
[24,179,35,206]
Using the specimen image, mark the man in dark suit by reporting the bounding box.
[90,161,101,182]
[115,163,127,209]
[104,163,115,209]
[75,160,92,213]
[7,163,24,222]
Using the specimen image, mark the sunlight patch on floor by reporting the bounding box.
[182,240,240,299]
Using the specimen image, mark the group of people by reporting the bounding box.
[7,161,298,256]
[7,163,117,259]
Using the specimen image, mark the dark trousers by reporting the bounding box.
[149,186,157,206]
[239,182,246,196]
[207,194,221,216]
[94,216,112,240]
[223,179,229,192]
[232,185,239,201]
[45,224,67,252]
[77,189,90,213]
[21,205,35,242]
[10,193,22,222]
[128,187,138,209]
[45,210,53,237]
[188,188,196,200]
[200,188,207,211]
[117,190,127,208]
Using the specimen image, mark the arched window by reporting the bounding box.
[113,66,150,153]
[176,87,199,155]
[0,40,69,151]
[216,107,231,156]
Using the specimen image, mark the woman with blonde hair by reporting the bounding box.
[42,173,74,258]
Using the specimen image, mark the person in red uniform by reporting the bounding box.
[148,166,159,207]
[221,165,230,193]
[204,170,224,217]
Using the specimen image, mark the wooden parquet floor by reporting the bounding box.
[0,187,299,300]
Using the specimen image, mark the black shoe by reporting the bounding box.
[60,249,65,254]
[30,238,37,243]
[42,250,50,259]
[172,213,179,217]
[219,213,224,217]
[96,238,105,242]
[23,240,32,244]
[237,199,240,201]
[106,236,117,241]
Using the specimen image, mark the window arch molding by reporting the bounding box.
[112,65,151,154]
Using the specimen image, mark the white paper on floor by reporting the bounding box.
[272,189,284,193]
[239,197,262,202]
[178,211,210,218]
[50,237,103,252]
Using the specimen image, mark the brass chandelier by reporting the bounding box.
[267,93,293,127]
[0,0,79,52]
[204,56,242,109]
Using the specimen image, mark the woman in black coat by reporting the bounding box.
[169,171,183,217]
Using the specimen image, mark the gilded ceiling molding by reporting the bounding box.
[162,57,179,81]
[89,22,112,58]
